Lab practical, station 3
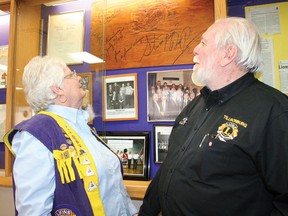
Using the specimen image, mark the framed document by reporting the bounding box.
[103,73,138,121]
[47,10,85,65]
[98,131,150,180]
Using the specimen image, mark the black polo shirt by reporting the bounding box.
[140,73,288,216]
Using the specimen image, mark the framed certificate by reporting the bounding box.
[47,10,85,65]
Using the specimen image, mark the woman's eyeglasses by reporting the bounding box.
[64,70,77,79]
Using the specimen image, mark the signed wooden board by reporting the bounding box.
[90,0,214,70]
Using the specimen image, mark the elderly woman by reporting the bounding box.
[4,56,138,216]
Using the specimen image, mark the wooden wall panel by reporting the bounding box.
[90,0,215,70]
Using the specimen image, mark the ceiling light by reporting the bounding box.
[68,52,104,64]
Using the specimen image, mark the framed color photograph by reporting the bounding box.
[79,73,93,110]
[0,45,8,89]
[47,10,85,65]
[79,73,93,124]
[147,69,202,122]
[0,104,6,142]
[154,124,173,164]
[98,131,149,180]
[103,73,138,121]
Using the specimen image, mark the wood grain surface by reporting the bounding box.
[90,0,214,70]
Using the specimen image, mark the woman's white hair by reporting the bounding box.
[214,17,263,73]
[22,55,67,112]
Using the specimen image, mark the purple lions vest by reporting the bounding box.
[6,114,95,216]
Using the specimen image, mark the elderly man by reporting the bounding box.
[139,17,288,216]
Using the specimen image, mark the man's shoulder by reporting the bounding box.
[251,80,288,101]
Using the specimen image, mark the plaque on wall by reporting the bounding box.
[90,0,214,70]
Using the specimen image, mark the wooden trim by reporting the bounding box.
[0,176,12,187]
[214,0,227,20]
[124,180,150,200]
[4,0,16,177]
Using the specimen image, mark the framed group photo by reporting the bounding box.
[98,131,150,180]
[147,69,201,122]
[154,124,173,163]
[103,73,138,121]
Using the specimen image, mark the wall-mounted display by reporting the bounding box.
[154,124,173,163]
[147,69,201,122]
[90,0,214,70]
[103,73,138,121]
[47,10,85,65]
[98,131,150,180]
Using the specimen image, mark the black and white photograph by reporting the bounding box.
[147,69,202,122]
[103,73,138,121]
[98,131,149,180]
[154,124,173,163]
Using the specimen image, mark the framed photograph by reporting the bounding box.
[47,10,85,65]
[103,73,138,121]
[147,69,202,122]
[79,73,93,123]
[0,45,8,89]
[0,104,6,142]
[154,124,173,163]
[98,131,149,180]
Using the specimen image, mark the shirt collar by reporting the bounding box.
[200,72,256,108]
[46,105,89,124]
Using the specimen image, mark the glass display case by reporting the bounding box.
[0,0,227,199]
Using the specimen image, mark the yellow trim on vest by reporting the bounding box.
[39,111,106,216]
[3,129,16,157]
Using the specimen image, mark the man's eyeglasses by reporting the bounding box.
[64,70,77,79]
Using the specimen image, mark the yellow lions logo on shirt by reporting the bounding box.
[217,122,239,142]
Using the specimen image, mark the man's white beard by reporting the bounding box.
[191,69,205,87]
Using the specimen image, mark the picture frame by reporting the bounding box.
[103,73,138,121]
[0,104,6,142]
[98,131,150,180]
[154,124,173,164]
[0,45,8,89]
[147,69,201,122]
[79,73,93,124]
[47,10,85,65]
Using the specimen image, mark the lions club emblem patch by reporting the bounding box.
[217,122,238,142]
[53,205,80,216]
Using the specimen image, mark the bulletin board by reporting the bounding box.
[245,2,288,94]
[90,0,214,70]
